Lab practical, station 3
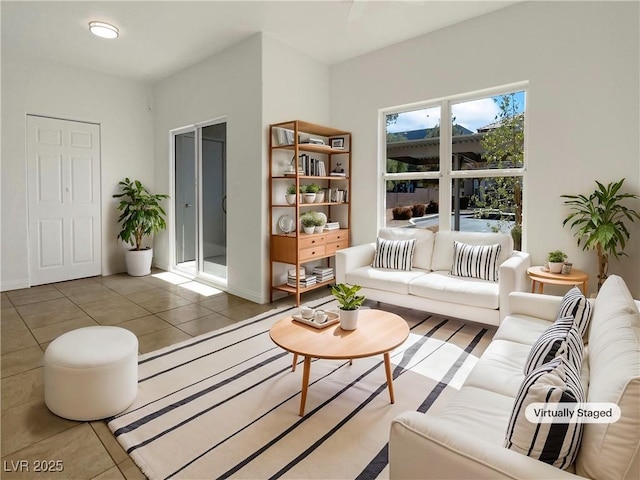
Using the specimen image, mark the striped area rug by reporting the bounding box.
[107,297,494,480]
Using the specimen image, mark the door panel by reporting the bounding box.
[27,115,101,285]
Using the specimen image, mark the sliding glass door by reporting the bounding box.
[173,121,227,282]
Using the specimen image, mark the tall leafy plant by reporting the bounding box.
[113,178,169,251]
[561,178,639,290]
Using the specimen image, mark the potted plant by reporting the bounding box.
[312,211,326,233]
[285,184,298,205]
[300,213,316,234]
[301,185,316,203]
[113,178,169,276]
[331,283,366,330]
[547,250,567,273]
[307,183,324,203]
[562,178,640,290]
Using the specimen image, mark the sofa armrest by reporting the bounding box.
[335,243,375,284]
[506,291,564,321]
[498,251,531,321]
[390,411,586,480]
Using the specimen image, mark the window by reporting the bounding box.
[383,88,526,248]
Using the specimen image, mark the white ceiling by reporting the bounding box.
[2,1,519,83]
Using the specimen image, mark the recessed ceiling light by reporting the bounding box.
[89,21,119,39]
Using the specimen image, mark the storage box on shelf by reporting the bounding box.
[269,120,351,305]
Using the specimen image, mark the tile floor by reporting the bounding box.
[1,270,330,479]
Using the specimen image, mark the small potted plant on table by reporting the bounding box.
[547,250,568,273]
[331,283,366,330]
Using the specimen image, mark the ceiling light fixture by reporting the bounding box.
[89,21,119,39]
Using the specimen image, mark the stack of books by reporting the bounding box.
[324,222,340,231]
[287,268,317,288]
[313,267,334,283]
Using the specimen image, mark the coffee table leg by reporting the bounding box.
[291,353,298,372]
[299,356,311,416]
[384,352,395,404]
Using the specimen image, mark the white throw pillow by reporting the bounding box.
[450,241,501,282]
[372,237,416,271]
[505,340,585,469]
[558,286,592,337]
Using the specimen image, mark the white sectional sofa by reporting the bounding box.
[335,229,531,326]
[389,275,640,479]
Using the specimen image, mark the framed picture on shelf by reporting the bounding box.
[330,137,344,149]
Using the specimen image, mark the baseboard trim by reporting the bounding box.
[1,279,30,292]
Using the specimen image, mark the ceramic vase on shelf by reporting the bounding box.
[303,226,315,234]
[314,191,325,203]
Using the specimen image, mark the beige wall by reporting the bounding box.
[329,1,640,296]
[1,54,154,289]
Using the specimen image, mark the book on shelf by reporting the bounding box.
[324,222,340,230]
[288,268,305,279]
[330,172,346,177]
[287,277,317,288]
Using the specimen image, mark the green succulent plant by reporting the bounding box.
[547,250,567,263]
[331,283,365,311]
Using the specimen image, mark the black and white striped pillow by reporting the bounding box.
[524,316,574,375]
[558,287,592,336]
[505,337,585,469]
[450,241,501,282]
[372,237,416,271]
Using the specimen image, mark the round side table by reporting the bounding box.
[527,266,588,295]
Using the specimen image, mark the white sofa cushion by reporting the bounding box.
[431,231,513,272]
[463,339,530,398]
[451,241,501,281]
[576,275,640,480]
[438,385,515,445]
[505,342,585,469]
[494,313,554,345]
[372,237,416,271]
[345,266,426,295]
[378,227,434,271]
[408,271,500,309]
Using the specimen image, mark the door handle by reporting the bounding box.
[222,196,227,214]
[185,203,192,208]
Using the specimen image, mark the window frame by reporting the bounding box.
[379,83,528,243]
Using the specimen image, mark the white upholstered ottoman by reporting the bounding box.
[44,326,138,421]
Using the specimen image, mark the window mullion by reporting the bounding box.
[439,99,452,232]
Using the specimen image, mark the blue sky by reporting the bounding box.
[387,91,526,134]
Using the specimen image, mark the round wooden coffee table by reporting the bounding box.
[527,266,589,295]
[269,309,409,416]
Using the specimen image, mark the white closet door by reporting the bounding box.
[27,115,101,285]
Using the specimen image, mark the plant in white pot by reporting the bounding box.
[113,178,169,276]
[307,183,324,203]
[301,185,316,204]
[331,283,366,330]
[546,250,567,273]
[285,184,298,205]
[300,213,316,234]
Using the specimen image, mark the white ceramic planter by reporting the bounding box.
[548,261,564,273]
[125,248,153,276]
[314,191,325,203]
[285,194,297,205]
[339,308,359,330]
[303,226,315,234]
[303,193,316,203]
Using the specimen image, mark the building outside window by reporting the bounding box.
[382,87,526,249]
